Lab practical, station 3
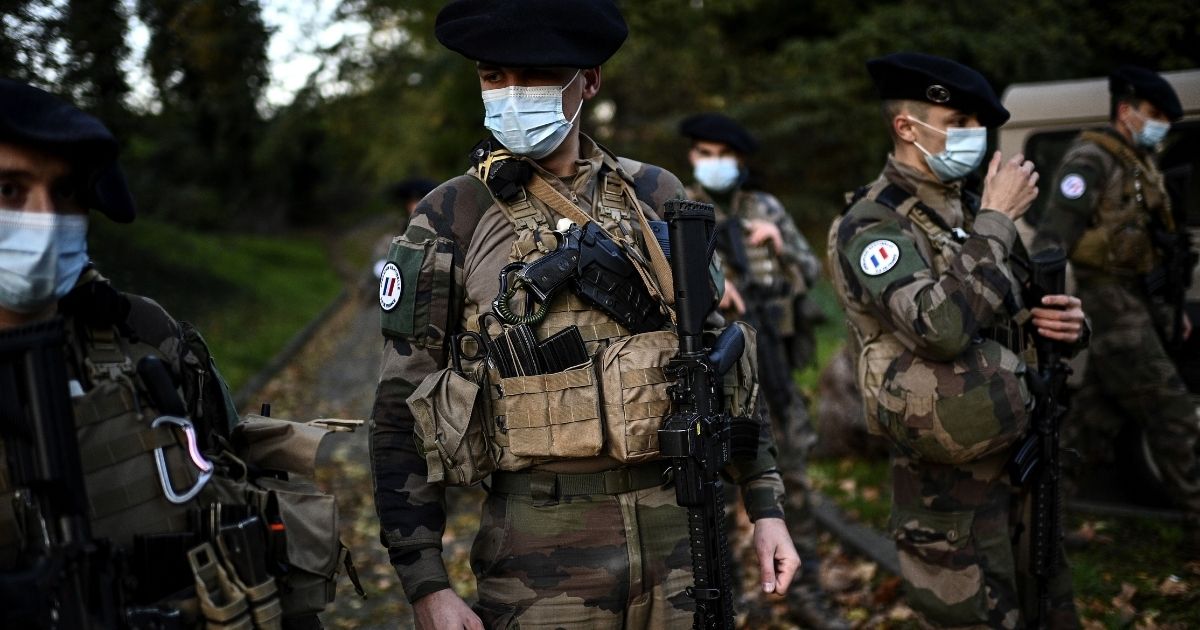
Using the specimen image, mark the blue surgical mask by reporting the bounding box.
[693,157,741,193]
[1128,109,1170,148]
[907,116,988,182]
[0,209,89,313]
[482,71,583,159]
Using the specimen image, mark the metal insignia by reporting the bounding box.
[926,84,951,103]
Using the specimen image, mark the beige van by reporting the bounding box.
[998,69,1200,386]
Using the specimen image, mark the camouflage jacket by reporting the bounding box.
[687,185,820,295]
[371,136,787,603]
[1033,128,1176,279]
[828,156,1032,432]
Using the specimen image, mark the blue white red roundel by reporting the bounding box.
[1059,174,1086,199]
[379,262,402,311]
[860,240,900,276]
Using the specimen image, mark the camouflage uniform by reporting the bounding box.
[829,156,1079,628]
[1033,129,1200,514]
[370,136,786,628]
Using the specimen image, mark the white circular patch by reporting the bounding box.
[859,240,901,276]
[1059,174,1086,200]
[379,262,403,311]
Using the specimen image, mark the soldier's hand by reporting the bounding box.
[1184,312,1192,341]
[747,219,784,253]
[720,279,746,316]
[1030,294,1085,343]
[413,588,483,630]
[752,517,800,596]
[980,151,1039,221]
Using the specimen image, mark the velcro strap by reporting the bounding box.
[490,460,671,497]
[79,424,177,473]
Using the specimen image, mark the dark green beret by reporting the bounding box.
[679,113,759,155]
[435,0,628,68]
[1110,65,1183,122]
[0,77,134,223]
[866,52,1010,128]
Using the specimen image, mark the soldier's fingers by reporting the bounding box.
[1037,327,1080,342]
[986,151,1002,177]
[1032,317,1080,332]
[1007,153,1026,168]
[757,542,778,593]
[773,549,801,594]
[1040,294,1081,308]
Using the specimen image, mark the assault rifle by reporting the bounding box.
[1008,248,1071,629]
[0,317,121,629]
[658,199,756,630]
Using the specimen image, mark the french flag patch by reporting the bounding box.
[379,262,403,311]
[859,239,901,276]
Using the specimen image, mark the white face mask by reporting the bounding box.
[0,209,89,313]
[1126,108,1171,148]
[693,157,741,193]
[482,70,583,159]
[907,116,988,182]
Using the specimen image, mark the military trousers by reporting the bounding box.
[1067,282,1200,514]
[890,452,1078,629]
[471,479,694,629]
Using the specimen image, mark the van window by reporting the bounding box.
[1021,129,1098,227]
[1160,120,1200,227]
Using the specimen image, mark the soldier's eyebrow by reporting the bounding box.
[0,168,33,180]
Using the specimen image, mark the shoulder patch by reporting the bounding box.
[859,239,901,276]
[1059,173,1086,200]
[379,262,402,311]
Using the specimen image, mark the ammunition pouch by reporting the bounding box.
[877,339,1032,465]
[408,324,759,483]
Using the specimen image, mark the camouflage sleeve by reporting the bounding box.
[836,200,1018,361]
[727,419,785,521]
[370,177,486,603]
[763,193,822,287]
[1032,149,1105,255]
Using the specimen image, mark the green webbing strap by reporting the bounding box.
[78,424,177,473]
[490,460,671,498]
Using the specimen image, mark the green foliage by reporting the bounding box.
[87,215,341,390]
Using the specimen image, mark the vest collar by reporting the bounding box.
[883,154,965,229]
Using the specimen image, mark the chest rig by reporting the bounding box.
[455,142,683,471]
[1072,130,1174,275]
[66,316,213,547]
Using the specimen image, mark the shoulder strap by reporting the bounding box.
[866,182,966,250]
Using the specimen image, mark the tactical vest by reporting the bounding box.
[833,181,1033,448]
[473,149,679,471]
[1071,130,1174,276]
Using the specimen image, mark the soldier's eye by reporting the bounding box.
[0,181,21,203]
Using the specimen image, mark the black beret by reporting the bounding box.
[0,78,134,222]
[1110,65,1183,122]
[679,113,759,155]
[866,52,1010,127]
[435,0,628,68]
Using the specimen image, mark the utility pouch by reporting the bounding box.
[877,338,1031,465]
[597,330,678,463]
[380,234,457,348]
[489,364,602,459]
[408,365,497,485]
[721,322,759,419]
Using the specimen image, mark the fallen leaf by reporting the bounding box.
[838,478,857,495]
[1156,575,1188,596]
[861,486,881,502]
[1112,582,1138,624]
